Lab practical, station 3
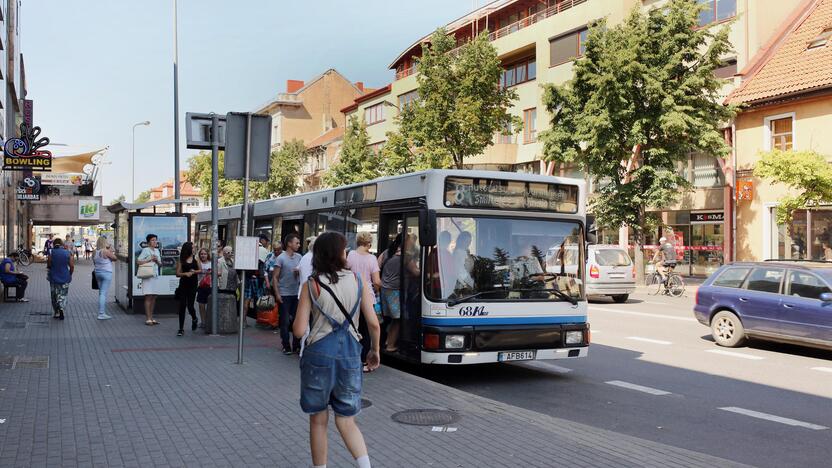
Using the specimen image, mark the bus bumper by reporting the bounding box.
[420,347,589,365]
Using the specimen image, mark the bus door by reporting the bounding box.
[400,213,422,358]
[281,216,303,247]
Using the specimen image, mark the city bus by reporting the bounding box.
[195,169,590,365]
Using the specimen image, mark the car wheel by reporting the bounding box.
[612,294,629,303]
[710,311,746,347]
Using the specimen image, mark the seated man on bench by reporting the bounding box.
[1,252,28,302]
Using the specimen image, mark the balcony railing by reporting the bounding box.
[488,0,589,41]
[395,64,418,81]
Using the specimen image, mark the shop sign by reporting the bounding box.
[78,199,100,220]
[691,212,724,224]
[16,176,41,201]
[737,180,753,201]
[2,123,52,171]
[40,173,83,186]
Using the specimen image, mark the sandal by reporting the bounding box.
[150,319,159,325]
[363,365,370,373]
[145,320,155,326]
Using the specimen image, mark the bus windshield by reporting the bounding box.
[425,216,584,302]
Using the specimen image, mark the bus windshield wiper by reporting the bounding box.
[447,290,501,307]
[447,288,579,307]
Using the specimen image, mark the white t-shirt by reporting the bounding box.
[297,251,314,298]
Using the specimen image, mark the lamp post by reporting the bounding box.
[173,0,181,211]
[132,121,151,202]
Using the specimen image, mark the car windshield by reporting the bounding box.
[595,249,631,266]
[424,216,584,302]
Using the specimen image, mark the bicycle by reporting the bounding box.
[647,264,685,297]
[14,246,32,267]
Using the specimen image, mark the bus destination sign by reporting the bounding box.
[444,177,578,213]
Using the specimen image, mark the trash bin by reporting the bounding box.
[205,292,239,334]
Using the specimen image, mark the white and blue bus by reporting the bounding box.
[195,169,589,365]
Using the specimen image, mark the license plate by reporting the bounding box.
[498,350,536,362]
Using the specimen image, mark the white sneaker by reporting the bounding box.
[97,314,112,320]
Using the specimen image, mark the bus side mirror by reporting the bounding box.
[586,231,597,244]
[419,209,437,247]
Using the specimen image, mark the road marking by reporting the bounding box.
[590,306,697,322]
[605,380,672,396]
[705,349,764,360]
[811,367,832,374]
[515,361,572,374]
[719,407,828,430]
[627,336,672,345]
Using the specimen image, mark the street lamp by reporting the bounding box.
[132,121,151,202]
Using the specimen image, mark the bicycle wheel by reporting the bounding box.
[19,252,31,266]
[668,274,685,297]
[647,273,663,295]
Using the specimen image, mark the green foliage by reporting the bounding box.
[323,117,380,186]
[134,190,151,203]
[185,139,308,207]
[109,194,126,205]
[493,247,510,266]
[387,28,519,170]
[540,0,736,242]
[754,150,832,227]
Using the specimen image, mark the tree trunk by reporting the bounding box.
[633,207,646,285]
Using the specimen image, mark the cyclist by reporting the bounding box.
[652,237,677,284]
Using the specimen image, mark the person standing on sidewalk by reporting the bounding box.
[137,234,162,326]
[346,232,381,372]
[294,231,380,468]
[274,233,301,354]
[297,236,316,296]
[47,238,74,320]
[195,248,212,329]
[175,241,201,336]
[93,236,117,320]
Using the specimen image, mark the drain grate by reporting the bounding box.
[361,398,372,409]
[0,355,14,370]
[14,355,49,369]
[1,321,26,329]
[391,409,460,426]
[28,312,50,316]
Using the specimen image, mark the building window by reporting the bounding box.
[697,0,736,27]
[765,114,794,151]
[398,90,419,110]
[714,58,737,79]
[691,152,724,187]
[808,27,832,50]
[549,27,588,67]
[523,108,537,144]
[364,103,384,126]
[501,57,536,89]
[497,121,514,144]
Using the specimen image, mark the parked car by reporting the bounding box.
[547,244,635,303]
[694,261,832,350]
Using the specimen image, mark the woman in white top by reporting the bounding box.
[195,248,212,328]
[136,234,162,326]
[294,232,380,468]
[93,236,117,320]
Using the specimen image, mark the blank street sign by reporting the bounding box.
[185,112,226,150]
[224,112,272,181]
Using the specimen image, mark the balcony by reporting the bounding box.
[488,0,589,41]
[396,64,418,81]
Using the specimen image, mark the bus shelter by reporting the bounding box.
[107,200,190,314]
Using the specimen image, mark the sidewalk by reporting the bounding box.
[0,262,748,468]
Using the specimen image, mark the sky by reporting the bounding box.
[22,0,475,204]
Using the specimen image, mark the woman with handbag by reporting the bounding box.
[175,242,201,336]
[136,234,162,326]
[195,248,212,329]
[294,231,380,468]
[93,236,117,320]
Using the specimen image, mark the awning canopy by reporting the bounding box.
[46,149,104,174]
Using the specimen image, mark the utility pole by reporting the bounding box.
[173,0,182,211]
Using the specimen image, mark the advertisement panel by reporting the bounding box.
[41,173,83,185]
[78,199,101,220]
[131,215,189,297]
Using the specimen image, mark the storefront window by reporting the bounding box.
[691,223,724,276]
[773,208,807,260]
[810,209,832,260]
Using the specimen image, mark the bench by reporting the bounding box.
[2,283,19,302]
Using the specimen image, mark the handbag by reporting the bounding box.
[91,272,99,290]
[136,263,155,279]
[256,294,275,311]
[199,272,211,289]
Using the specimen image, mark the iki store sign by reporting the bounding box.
[2,123,52,171]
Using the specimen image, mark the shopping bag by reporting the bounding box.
[256,304,279,328]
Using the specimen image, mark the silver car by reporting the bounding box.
[585,244,636,303]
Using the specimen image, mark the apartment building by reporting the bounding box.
[145,172,208,215]
[729,0,832,262]
[342,0,803,275]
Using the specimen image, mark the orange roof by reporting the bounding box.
[728,0,832,105]
[341,84,392,114]
[306,127,345,149]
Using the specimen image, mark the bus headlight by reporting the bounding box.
[445,335,465,349]
[565,331,583,345]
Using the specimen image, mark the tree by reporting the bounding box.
[323,116,380,186]
[754,150,832,227]
[185,139,308,206]
[134,190,151,203]
[387,28,519,170]
[493,247,510,266]
[109,194,126,205]
[540,0,736,281]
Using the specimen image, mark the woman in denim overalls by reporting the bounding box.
[294,232,381,468]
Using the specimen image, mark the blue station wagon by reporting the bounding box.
[694,261,832,350]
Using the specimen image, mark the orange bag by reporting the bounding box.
[256,303,279,328]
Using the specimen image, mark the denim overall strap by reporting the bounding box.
[307,278,342,330]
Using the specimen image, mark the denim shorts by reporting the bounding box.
[381,289,401,319]
[299,329,363,417]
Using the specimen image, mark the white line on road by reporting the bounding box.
[705,349,764,360]
[719,407,828,430]
[626,336,673,345]
[515,361,573,374]
[811,367,832,374]
[605,380,672,396]
[589,306,697,322]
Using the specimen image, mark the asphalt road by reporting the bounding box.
[396,289,832,468]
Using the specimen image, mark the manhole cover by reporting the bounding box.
[391,409,460,426]
[361,398,372,409]
[1,322,25,329]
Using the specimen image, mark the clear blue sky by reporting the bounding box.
[22,0,473,203]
